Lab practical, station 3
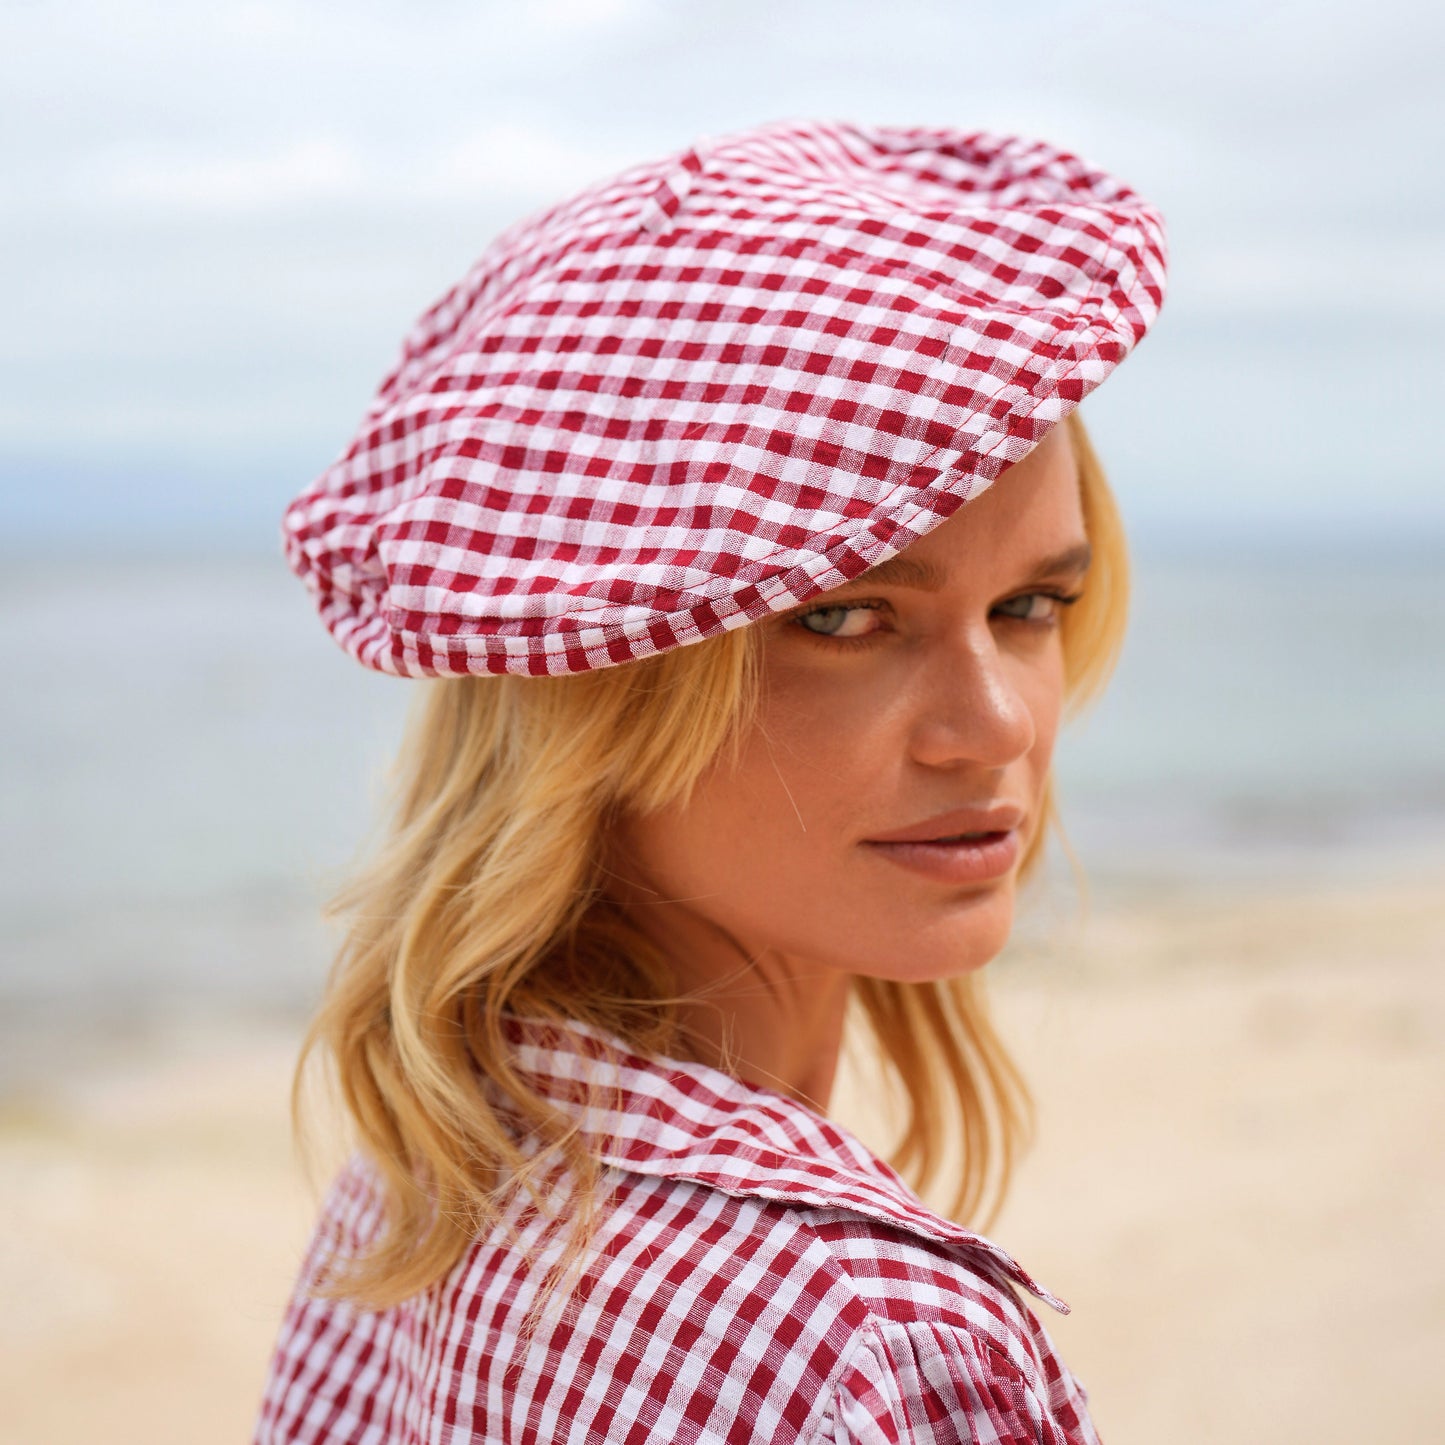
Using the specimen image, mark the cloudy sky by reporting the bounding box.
[3,0,1441,552]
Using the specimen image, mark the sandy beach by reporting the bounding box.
[3,869,1442,1445]
[6,0,1445,1435]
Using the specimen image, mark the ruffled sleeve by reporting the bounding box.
[819,1318,1101,1445]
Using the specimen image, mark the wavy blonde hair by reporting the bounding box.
[297,407,1130,1309]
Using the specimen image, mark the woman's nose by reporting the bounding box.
[907,628,1037,770]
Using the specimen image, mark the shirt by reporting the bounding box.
[254,1015,1100,1444]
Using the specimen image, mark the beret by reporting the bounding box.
[283,117,1168,677]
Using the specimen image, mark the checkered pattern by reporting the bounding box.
[283,117,1167,676]
[255,1015,1101,1444]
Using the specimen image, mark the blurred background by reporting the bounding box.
[2,2,1441,1441]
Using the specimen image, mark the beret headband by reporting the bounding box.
[283,117,1168,677]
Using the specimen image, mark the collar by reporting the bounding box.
[500,1013,1067,1314]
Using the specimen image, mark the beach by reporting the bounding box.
[2,547,1442,1442]
[7,0,1445,1434]
[4,866,1442,1445]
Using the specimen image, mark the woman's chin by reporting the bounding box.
[827,886,1017,983]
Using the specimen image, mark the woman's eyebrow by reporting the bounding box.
[851,541,1093,593]
[852,553,949,591]
[1021,541,1093,582]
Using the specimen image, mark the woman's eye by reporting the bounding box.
[796,603,881,639]
[995,592,1074,623]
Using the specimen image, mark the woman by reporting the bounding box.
[256,118,1168,1443]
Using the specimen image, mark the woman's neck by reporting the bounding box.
[611,887,853,1115]
[671,954,853,1115]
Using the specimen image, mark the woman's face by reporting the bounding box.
[611,422,1090,986]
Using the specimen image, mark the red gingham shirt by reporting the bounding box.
[255,1016,1099,1443]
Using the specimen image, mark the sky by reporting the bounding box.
[3,0,1442,553]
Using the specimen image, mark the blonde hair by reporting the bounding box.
[297,407,1130,1309]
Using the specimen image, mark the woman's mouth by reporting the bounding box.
[861,802,1025,883]
[861,829,1021,884]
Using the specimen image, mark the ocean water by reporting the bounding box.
[1,542,1441,1077]
[1048,541,1445,877]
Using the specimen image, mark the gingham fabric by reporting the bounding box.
[255,1015,1100,1444]
[283,117,1166,677]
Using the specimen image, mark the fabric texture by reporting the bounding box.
[255,1015,1100,1444]
[282,116,1167,677]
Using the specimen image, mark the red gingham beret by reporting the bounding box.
[283,117,1168,677]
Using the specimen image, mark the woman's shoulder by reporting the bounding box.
[263,1151,1094,1444]
[504,1014,1072,1322]
[577,1089,1090,1433]
[584,1154,1097,1441]
[257,1021,1097,1443]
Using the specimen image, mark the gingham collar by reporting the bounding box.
[501,1013,1067,1314]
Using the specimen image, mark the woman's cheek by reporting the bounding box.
[748,677,891,831]
[758,645,904,754]
[1023,655,1067,763]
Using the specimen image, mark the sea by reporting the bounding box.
[1,538,1441,1087]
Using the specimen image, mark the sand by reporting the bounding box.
[3,872,1442,1445]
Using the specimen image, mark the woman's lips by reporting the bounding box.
[861,829,1021,884]
[861,802,1025,883]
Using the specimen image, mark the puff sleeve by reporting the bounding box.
[817,1319,1101,1445]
